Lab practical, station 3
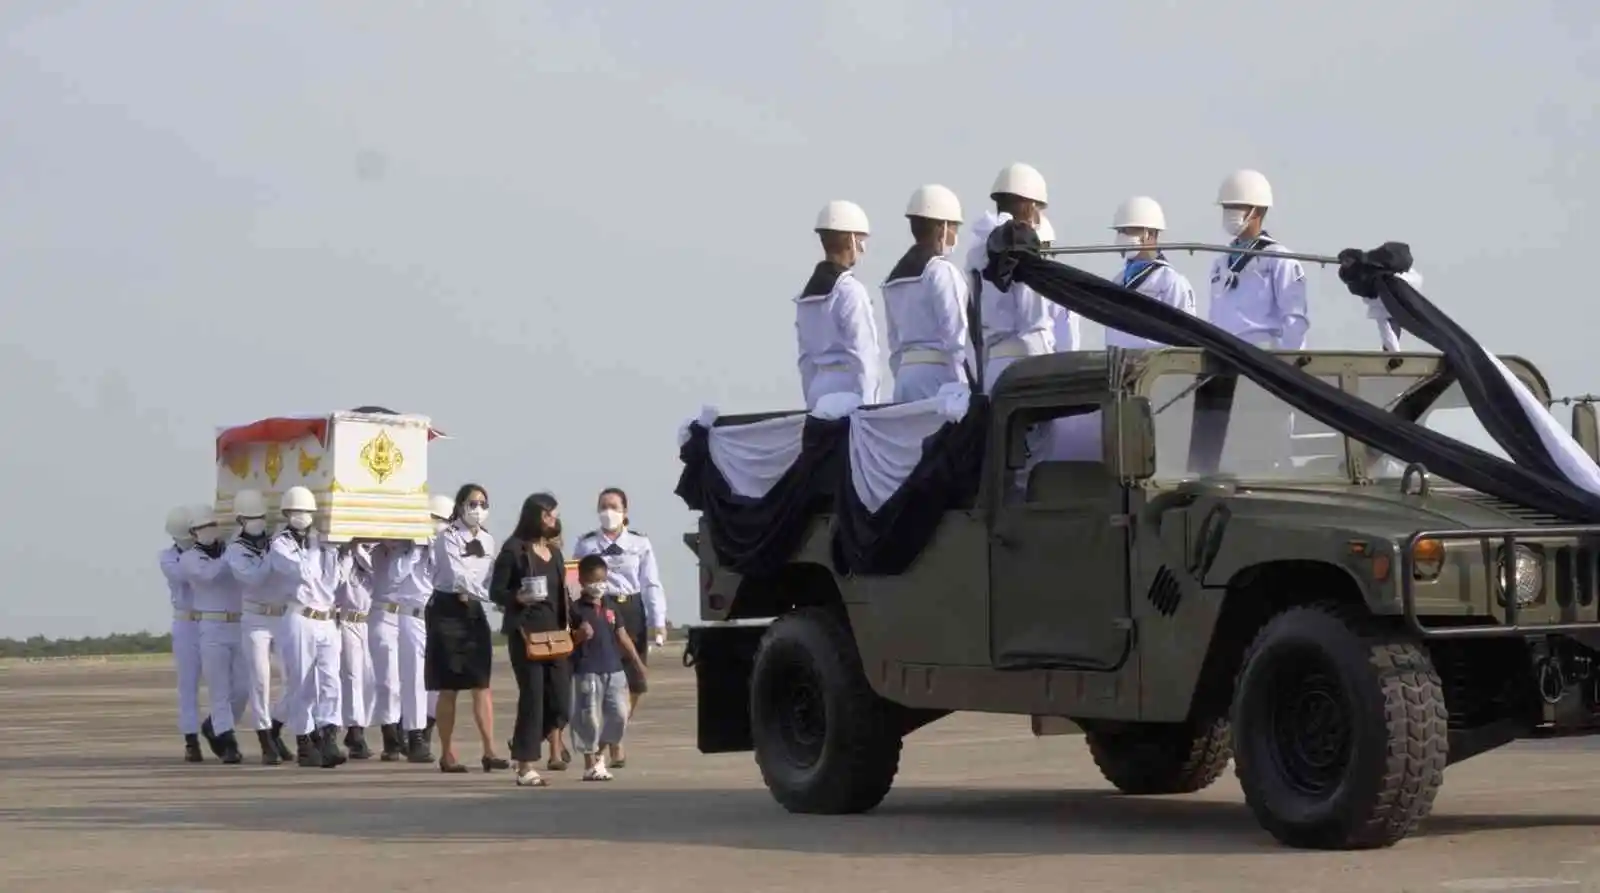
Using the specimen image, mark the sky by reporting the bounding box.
[0,1,1595,637]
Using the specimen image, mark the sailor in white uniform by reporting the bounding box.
[1207,169,1309,350]
[796,200,883,409]
[1037,215,1080,355]
[968,162,1062,393]
[178,504,249,764]
[1106,196,1197,348]
[369,494,451,763]
[336,540,379,759]
[160,505,205,763]
[883,184,970,402]
[268,485,349,768]
[224,489,296,765]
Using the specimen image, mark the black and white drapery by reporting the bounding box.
[981,222,1600,520]
[675,383,987,578]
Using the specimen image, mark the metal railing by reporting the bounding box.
[1041,242,1344,266]
[1398,526,1600,639]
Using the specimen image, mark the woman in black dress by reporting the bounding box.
[489,492,575,787]
[425,483,511,774]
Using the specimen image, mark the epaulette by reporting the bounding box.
[626,529,646,538]
[580,530,599,540]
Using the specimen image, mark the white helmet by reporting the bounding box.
[281,486,316,513]
[233,489,267,519]
[1035,215,1055,244]
[813,200,870,234]
[164,505,193,540]
[428,494,454,520]
[1112,196,1166,231]
[989,162,1048,206]
[187,503,217,532]
[1216,169,1273,208]
[904,185,962,223]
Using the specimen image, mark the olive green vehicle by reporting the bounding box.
[682,348,1600,851]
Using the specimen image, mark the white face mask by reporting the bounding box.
[853,235,868,257]
[241,518,266,537]
[580,582,605,600]
[462,507,487,529]
[431,518,449,535]
[1222,208,1250,238]
[1114,231,1145,248]
[598,509,625,531]
[941,223,959,257]
[286,512,312,532]
[194,527,219,546]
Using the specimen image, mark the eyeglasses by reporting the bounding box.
[466,500,488,510]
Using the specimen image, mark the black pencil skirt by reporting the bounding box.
[424,591,493,691]
[604,592,650,694]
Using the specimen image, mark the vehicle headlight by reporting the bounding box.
[1496,545,1543,607]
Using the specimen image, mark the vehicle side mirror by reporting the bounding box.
[1573,403,1600,464]
[1105,397,1156,480]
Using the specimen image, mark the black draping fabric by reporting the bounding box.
[830,398,990,575]
[674,415,848,576]
[982,220,1600,522]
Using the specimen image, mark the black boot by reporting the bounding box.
[269,720,295,762]
[405,729,434,764]
[378,723,404,762]
[183,733,204,763]
[296,733,324,768]
[200,717,224,758]
[217,729,243,764]
[425,716,436,746]
[257,729,283,765]
[344,726,372,760]
[318,724,347,767]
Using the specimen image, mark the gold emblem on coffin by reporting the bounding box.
[264,443,283,485]
[223,450,251,479]
[359,431,404,484]
[298,446,322,477]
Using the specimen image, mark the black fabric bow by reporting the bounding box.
[1337,241,1414,298]
[982,217,1043,292]
[600,543,624,557]
[463,539,486,558]
[197,540,224,559]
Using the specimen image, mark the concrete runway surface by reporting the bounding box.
[2,650,1598,893]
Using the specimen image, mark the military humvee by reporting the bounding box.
[682,348,1600,851]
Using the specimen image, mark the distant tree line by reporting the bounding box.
[0,632,172,659]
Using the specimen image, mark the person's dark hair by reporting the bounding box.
[577,553,608,579]
[511,492,560,542]
[450,483,488,522]
[598,486,630,526]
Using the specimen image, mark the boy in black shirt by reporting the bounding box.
[571,554,647,780]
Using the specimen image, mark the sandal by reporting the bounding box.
[516,769,548,787]
[547,756,568,771]
[582,765,613,782]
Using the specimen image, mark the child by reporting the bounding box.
[570,554,647,781]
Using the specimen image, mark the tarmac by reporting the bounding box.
[1,648,1598,893]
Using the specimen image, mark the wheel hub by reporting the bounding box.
[1268,664,1353,797]
[766,661,827,769]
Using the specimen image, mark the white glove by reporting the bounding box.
[653,629,666,648]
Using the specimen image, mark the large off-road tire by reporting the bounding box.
[1084,717,1233,795]
[749,608,903,814]
[1231,603,1449,850]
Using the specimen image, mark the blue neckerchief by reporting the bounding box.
[1121,253,1168,289]
[1225,233,1276,289]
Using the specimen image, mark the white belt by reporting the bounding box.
[988,339,1029,360]
[196,611,242,623]
[173,609,200,622]
[815,362,851,373]
[379,602,426,620]
[243,602,289,618]
[900,348,950,366]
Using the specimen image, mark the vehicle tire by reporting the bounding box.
[749,607,903,814]
[1084,717,1232,795]
[1231,603,1448,850]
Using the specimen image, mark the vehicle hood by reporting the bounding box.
[1219,483,1566,539]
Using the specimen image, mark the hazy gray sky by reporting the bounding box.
[1,1,1595,637]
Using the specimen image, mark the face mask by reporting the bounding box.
[241,518,266,537]
[941,224,959,257]
[286,512,312,532]
[194,527,220,546]
[580,582,605,600]
[462,507,487,528]
[1222,209,1250,238]
[176,535,195,550]
[1114,231,1144,248]
[431,518,449,535]
[854,235,867,257]
[598,509,625,531]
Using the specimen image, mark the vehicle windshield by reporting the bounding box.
[1149,372,1347,482]
[1352,375,1510,477]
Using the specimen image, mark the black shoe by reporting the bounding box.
[481,755,510,772]
[405,729,434,764]
[217,730,243,764]
[296,734,324,768]
[183,733,204,763]
[344,727,373,760]
[378,724,404,762]
[200,718,224,758]
[257,730,283,765]
[318,725,347,767]
[269,720,295,762]
[438,758,469,774]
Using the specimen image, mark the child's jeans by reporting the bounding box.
[570,670,630,754]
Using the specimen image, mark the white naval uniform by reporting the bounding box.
[968,211,1061,393]
[571,527,668,636]
[159,545,203,736]
[1106,257,1198,349]
[1206,234,1309,349]
[226,534,287,731]
[337,542,378,729]
[268,529,348,736]
[881,245,970,402]
[795,260,883,409]
[369,540,437,732]
[178,542,250,735]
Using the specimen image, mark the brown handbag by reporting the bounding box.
[519,540,574,661]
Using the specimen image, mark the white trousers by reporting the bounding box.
[198,620,250,734]
[282,611,341,736]
[171,618,202,735]
[242,611,286,731]
[339,619,374,727]
[368,608,431,730]
[893,363,960,403]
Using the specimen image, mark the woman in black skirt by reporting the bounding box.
[489,492,574,787]
[425,483,511,774]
